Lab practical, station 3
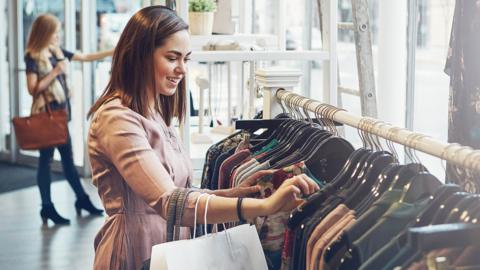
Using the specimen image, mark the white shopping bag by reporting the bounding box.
[150,194,268,270]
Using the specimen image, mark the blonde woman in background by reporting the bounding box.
[25,14,113,225]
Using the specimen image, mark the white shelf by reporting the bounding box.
[190,34,278,51]
[190,50,330,62]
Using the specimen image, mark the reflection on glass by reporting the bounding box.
[94,0,140,99]
[413,0,454,179]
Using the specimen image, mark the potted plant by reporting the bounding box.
[188,0,217,35]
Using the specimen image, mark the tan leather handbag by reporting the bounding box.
[12,92,68,150]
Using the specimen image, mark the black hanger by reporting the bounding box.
[370,164,403,196]
[408,223,480,252]
[249,119,296,152]
[334,150,381,192]
[255,121,312,162]
[270,131,332,169]
[414,184,462,227]
[352,162,400,215]
[454,195,480,223]
[445,195,480,223]
[400,172,442,203]
[267,127,325,166]
[287,148,370,229]
[297,132,332,156]
[277,120,309,143]
[466,203,480,222]
[303,136,355,181]
[389,163,428,190]
[345,152,396,207]
[330,148,374,191]
[431,192,471,225]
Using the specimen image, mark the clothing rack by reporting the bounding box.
[264,88,480,172]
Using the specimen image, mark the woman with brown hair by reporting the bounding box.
[87,5,319,270]
[25,14,111,225]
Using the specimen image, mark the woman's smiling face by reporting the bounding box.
[153,30,191,96]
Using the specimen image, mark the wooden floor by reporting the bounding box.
[0,178,104,270]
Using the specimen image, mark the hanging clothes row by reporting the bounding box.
[200,90,480,270]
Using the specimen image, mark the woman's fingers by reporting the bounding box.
[284,174,319,197]
[300,174,320,193]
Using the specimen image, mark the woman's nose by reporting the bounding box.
[175,62,186,74]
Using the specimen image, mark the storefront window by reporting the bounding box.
[94,0,140,99]
[412,0,454,178]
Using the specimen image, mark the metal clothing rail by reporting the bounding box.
[274,89,480,172]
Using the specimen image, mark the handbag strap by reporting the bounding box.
[34,90,53,115]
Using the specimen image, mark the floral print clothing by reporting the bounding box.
[445,0,480,192]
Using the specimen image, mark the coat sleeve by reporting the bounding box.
[91,104,205,225]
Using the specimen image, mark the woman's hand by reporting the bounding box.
[263,174,319,215]
[53,61,67,76]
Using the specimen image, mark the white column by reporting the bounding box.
[276,0,286,50]
[256,67,302,119]
[80,0,95,177]
[321,0,338,106]
[377,1,407,127]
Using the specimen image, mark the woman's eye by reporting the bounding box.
[184,58,191,63]
[166,57,177,62]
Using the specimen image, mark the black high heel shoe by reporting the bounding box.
[40,204,70,225]
[75,195,104,216]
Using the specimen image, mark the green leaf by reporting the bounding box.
[189,0,217,12]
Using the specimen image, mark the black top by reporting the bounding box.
[25,48,74,92]
[25,48,74,119]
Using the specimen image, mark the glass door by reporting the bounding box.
[93,0,140,99]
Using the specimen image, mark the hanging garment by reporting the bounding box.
[445,0,480,192]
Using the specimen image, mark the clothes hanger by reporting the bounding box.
[255,96,314,161]
[287,111,370,229]
[345,152,395,207]
[249,92,301,151]
[356,126,405,209]
[372,184,465,270]
[302,104,356,181]
[430,191,471,225]
[270,131,332,169]
[352,163,402,215]
[271,104,339,169]
[332,118,381,192]
[465,203,480,223]
[248,118,294,152]
[343,119,396,206]
[400,137,443,202]
[303,136,355,181]
[445,195,480,223]
[389,134,429,190]
[408,223,480,252]
[414,184,462,227]
[267,127,325,166]
[265,99,328,164]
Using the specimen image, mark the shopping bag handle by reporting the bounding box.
[192,194,235,257]
[193,193,210,238]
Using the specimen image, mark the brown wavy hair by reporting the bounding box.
[88,6,188,126]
